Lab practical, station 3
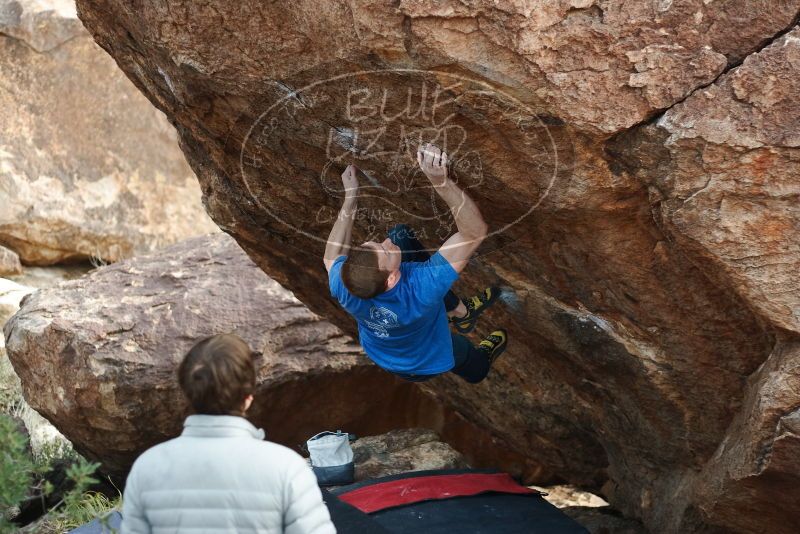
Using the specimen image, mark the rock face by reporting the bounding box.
[0,0,218,266]
[562,507,646,534]
[610,26,800,533]
[0,277,70,456]
[0,246,22,276]
[0,0,83,52]
[3,234,362,474]
[3,234,524,477]
[351,428,468,481]
[0,277,33,328]
[70,1,800,531]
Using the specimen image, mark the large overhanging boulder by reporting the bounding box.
[0,0,218,265]
[72,1,800,531]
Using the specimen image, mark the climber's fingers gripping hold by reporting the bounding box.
[417,143,448,186]
[341,164,359,196]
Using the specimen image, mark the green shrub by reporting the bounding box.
[0,413,117,533]
[0,414,33,533]
[0,356,24,416]
[38,491,121,534]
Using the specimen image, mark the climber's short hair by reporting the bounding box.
[178,333,256,416]
[341,247,389,299]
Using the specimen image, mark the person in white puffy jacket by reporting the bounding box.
[121,334,337,534]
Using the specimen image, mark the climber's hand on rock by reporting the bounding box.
[417,143,448,186]
[341,164,359,197]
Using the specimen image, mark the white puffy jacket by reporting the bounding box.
[121,415,336,534]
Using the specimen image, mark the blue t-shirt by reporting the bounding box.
[329,252,459,375]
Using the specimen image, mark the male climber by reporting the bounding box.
[323,143,506,383]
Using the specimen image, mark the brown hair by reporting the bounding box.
[178,334,256,415]
[341,247,389,299]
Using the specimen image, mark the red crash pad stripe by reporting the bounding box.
[338,473,539,513]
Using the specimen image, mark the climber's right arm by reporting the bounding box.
[418,144,488,274]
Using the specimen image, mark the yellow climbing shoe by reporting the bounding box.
[450,287,503,334]
[478,329,508,365]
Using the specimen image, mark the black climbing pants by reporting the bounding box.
[387,224,491,384]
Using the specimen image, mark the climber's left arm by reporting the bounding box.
[323,165,359,272]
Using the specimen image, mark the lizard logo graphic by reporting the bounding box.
[364,306,399,338]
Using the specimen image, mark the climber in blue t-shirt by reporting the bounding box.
[323,143,507,383]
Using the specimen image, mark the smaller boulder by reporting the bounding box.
[0,277,33,328]
[352,428,469,481]
[1,277,70,458]
[2,234,421,476]
[0,0,84,52]
[0,246,22,277]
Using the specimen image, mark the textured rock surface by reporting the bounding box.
[531,483,608,509]
[0,277,70,456]
[610,27,800,533]
[561,507,647,534]
[0,277,33,328]
[5,264,90,288]
[0,0,217,266]
[71,1,800,531]
[3,234,529,477]
[3,234,365,474]
[529,483,647,534]
[613,27,800,334]
[0,0,82,52]
[0,245,22,276]
[351,428,468,480]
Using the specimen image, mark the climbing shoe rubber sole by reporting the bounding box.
[479,329,508,366]
[451,286,503,334]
